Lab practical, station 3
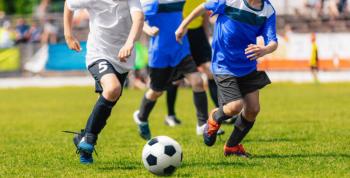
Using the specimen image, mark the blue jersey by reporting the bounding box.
[205,0,278,77]
[142,0,191,68]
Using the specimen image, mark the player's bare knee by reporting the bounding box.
[103,85,121,101]
[146,89,163,100]
[244,105,260,120]
[189,73,204,91]
[224,100,244,116]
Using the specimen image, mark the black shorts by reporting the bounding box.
[187,26,212,66]
[149,56,198,92]
[214,70,271,105]
[88,59,128,93]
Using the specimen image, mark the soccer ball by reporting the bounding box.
[142,136,182,176]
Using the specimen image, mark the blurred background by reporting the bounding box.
[0,0,349,88]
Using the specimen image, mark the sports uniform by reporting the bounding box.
[134,0,209,139]
[205,0,276,104]
[183,0,212,66]
[65,0,142,163]
[196,0,278,156]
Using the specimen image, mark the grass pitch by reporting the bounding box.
[0,83,349,177]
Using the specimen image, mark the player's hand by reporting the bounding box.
[118,42,134,63]
[65,35,81,52]
[245,44,267,60]
[175,26,187,44]
[146,26,159,37]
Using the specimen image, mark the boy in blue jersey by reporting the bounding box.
[133,0,210,139]
[176,0,278,157]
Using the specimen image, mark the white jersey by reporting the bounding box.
[66,0,142,73]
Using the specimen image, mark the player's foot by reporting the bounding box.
[164,115,181,127]
[197,124,225,136]
[203,108,221,146]
[77,138,95,164]
[224,144,251,158]
[63,130,95,164]
[133,110,151,140]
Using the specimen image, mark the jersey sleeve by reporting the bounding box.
[261,13,278,45]
[66,0,93,11]
[129,0,143,13]
[204,0,226,15]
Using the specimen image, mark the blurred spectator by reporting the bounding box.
[28,21,43,44]
[0,21,15,48]
[324,0,340,19]
[310,33,319,83]
[304,0,324,18]
[337,0,348,14]
[15,18,30,43]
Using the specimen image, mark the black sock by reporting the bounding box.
[138,95,157,122]
[226,114,255,147]
[213,107,231,123]
[85,95,117,143]
[208,79,219,107]
[193,91,208,126]
[166,85,178,116]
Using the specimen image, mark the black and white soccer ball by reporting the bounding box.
[142,136,182,176]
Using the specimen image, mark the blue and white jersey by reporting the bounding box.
[141,0,191,68]
[205,0,278,77]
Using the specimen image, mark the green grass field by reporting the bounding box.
[0,83,349,177]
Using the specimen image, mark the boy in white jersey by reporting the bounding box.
[64,0,144,164]
[176,0,278,157]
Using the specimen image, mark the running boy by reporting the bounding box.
[176,0,278,157]
[133,0,209,140]
[64,0,144,164]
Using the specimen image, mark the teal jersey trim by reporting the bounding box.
[158,1,185,13]
[224,6,267,26]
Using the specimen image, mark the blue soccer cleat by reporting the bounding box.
[63,130,96,164]
[133,110,151,140]
[77,139,94,164]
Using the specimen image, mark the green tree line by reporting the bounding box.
[0,0,40,15]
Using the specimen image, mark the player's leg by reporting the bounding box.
[224,91,259,157]
[203,75,244,146]
[180,56,209,135]
[224,71,271,157]
[187,27,219,108]
[134,67,172,140]
[165,84,182,127]
[200,61,219,107]
[77,60,126,164]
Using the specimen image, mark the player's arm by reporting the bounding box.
[245,13,278,60]
[118,0,144,62]
[143,22,159,37]
[175,3,206,42]
[64,1,81,52]
[202,12,211,39]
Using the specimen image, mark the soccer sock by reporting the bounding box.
[208,79,219,107]
[226,114,255,147]
[193,91,208,126]
[138,95,157,122]
[213,106,231,124]
[85,95,117,143]
[166,85,178,116]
